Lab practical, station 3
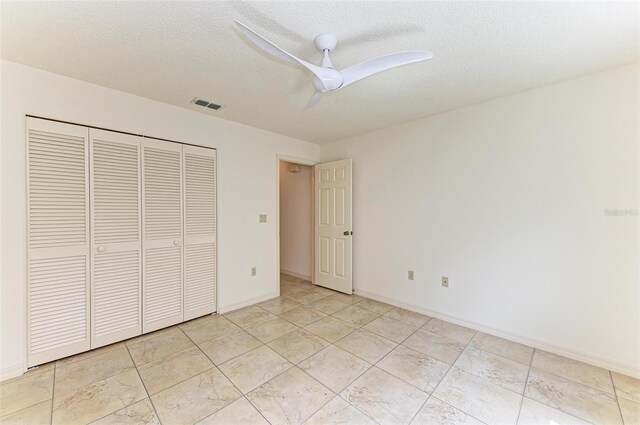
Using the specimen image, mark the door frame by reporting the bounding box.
[276,154,317,295]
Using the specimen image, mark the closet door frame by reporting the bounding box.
[89,129,142,348]
[25,117,91,367]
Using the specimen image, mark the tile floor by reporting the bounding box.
[1,274,639,425]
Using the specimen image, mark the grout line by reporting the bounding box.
[49,362,56,425]
[515,347,536,424]
[417,326,479,422]
[610,370,626,425]
[123,340,163,425]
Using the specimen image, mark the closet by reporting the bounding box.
[26,117,217,367]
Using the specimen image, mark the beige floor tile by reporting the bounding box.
[247,367,334,425]
[299,345,371,392]
[127,328,194,366]
[198,328,262,365]
[384,307,431,327]
[454,346,529,393]
[308,297,350,315]
[0,399,51,425]
[410,397,483,425]
[335,328,398,363]
[125,327,174,345]
[284,290,329,304]
[2,362,54,384]
[309,285,337,296]
[304,317,357,343]
[90,398,160,425]
[0,368,53,417]
[151,367,241,425]
[332,306,380,327]
[470,332,533,365]
[137,346,213,394]
[531,350,614,394]
[363,316,418,343]
[355,298,394,314]
[278,306,327,327]
[517,397,591,425]
[525,368,622,424]
[56,342,125,367]
[326,293,365,305]
[55,345,135,397]
[341,367,428,425]
[196,397,269,425]
[378,346,449,393]
[619,398,640,425]
[219,345,293,393]
[612,371,640,403]
[281,285,308,297]
[267,329,330,364]
[305,396,377,425]
[403,329,466,364]
[258,297,301,315]
[180,315,240,344]
[244,317,298,343]
[52,369,147,425]
[433,368,522,424]
[225,306,275,327]
[422,319,476,344]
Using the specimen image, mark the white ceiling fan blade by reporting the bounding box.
[305,91,324,109]
[340,51,433,88]
[234,21,332,90]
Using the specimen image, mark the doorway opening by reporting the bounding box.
[278,159,314,288]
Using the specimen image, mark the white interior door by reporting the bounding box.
[314,159,353,294]
[142,138,184,332]
[182,145,217,320]
[26,117,91,366]
[90,129,142,348]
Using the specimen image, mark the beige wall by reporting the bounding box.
[321,63,640,377]
[279,161,312,279]
[0,60,320,378]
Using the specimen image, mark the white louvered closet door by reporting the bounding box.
[90,129,142,348]
[26,117,91,367]
[183,145,217,320]
[142,138,184,332]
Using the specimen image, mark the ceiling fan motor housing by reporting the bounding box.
[315,33,337,52]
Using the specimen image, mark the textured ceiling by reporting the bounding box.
[2,1,639,144]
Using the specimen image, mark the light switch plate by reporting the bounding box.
[408,270,414,280]
[441,276,449,287]
[251,267,257,277]
[259,214,267,223]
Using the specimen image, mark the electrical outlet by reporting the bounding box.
[251,267,257,277]
[441,276,449,287]
[259,214,267,223]
[408,270,415,280]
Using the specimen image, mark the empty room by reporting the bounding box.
[0,1,639,424]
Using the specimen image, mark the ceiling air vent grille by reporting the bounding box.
[191,97,223,111]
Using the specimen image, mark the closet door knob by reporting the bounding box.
[173,240,180,246]
[97,246,105,252]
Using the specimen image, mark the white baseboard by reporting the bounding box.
[280,269,311,282]
[1,363,25,382]
[218,291,279,314]
[354,288,640,379]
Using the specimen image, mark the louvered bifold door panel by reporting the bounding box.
[90,129,142,348]
[183,145,217,320]
[26,117,90,367]
[142,139,184,332]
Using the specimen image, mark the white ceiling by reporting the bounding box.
[2,1,638,144]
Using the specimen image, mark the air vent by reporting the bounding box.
[191,97,223,111]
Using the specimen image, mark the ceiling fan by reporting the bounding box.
[234,21,433,107]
